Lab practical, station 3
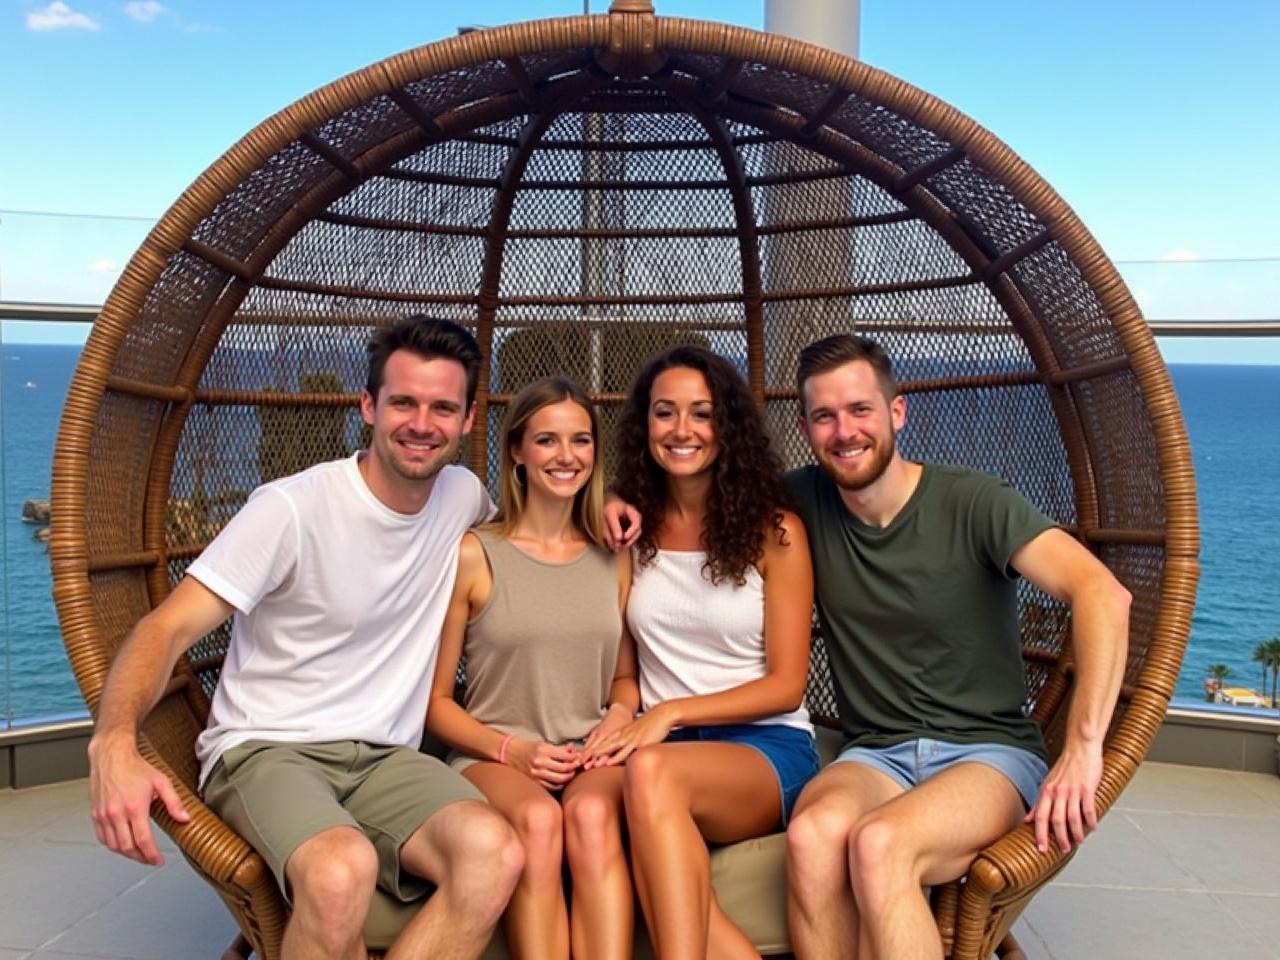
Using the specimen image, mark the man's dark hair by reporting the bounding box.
[365,315,482,408]
[795,334,897,406]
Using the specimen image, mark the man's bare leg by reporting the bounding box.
[283,826,378,960]
[848,763,1023,960]
[388,798,524,960]
[786,763,904,960]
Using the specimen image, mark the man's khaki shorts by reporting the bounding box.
[202,740,483,902]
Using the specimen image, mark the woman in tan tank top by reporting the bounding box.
[427,377,638,960]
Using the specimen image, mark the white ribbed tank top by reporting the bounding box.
[627,549,811,733]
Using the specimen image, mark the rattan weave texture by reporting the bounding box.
[51,4,1198,958]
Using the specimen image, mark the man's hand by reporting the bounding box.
[602,495,642,552]
[1025,741,1103,854]
[89,735,189,866]
[86,576,231,865]
[1012,528,1127,855]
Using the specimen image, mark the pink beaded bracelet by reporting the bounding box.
[498,733,514,765]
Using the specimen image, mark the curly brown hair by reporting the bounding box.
[614,345,789,586]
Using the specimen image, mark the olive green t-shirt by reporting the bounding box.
[786,463,1052,758]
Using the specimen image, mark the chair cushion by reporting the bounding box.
[363,832,790,955]
[364,728,844,953]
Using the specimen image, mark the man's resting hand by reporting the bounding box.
[89,734,189,866]
[1025,740,1103,854]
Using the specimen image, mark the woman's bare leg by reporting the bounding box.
[562,766,631,960]
[465,763,569,960]
[623,742,780,960]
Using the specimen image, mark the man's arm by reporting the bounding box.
[88,576,235,866]
[601,492,641,551]
[1010,527,1131,853]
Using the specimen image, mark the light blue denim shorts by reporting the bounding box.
[835,737,1048,809]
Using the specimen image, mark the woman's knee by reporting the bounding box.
[563,789,623,859]
[622,746,679,819]
[510,793,564,874]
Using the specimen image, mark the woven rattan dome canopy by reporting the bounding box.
[50,3,1200,956]
[54,0,1201,732]
[56,0,1201,726]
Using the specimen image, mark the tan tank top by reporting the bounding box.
[449,527,622,771]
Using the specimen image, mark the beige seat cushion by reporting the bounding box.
[365,726,843,954]
[364,834,789,956]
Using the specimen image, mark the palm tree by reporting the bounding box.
[1252,642,1269,692]
[1205,663,1231,701]
[1265,637,1280,709]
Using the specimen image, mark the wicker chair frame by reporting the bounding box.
[50,3,1198,957]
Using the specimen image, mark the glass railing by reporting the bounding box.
[2,210,1277,727]
[2,312,94,728]
[1115,257,1280,714]
[0,206,145,729]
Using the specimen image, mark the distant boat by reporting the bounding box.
[24,380,36,388]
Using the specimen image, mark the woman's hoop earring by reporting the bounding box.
[513,463,527,486]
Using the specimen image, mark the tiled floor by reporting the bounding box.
[0,762,1277,958]
[0,780,237,959]
[1014,764,1280,959]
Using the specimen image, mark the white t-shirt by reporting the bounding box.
[628,549,812,733]
[191,453,493,787]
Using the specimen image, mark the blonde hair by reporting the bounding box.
[492,376,604,546]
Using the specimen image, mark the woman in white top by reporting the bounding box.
[427,377,638,960]
[591,346,817,959]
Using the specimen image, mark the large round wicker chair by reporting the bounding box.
[51,3,1198,957]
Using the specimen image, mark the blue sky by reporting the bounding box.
[1,0,1277,361]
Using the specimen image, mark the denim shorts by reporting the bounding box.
[835,737,1048,809]
[667,723,819,825]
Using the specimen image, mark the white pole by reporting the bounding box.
[761,0,861,402]
[764,0,859,58]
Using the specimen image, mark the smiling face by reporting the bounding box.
[800,358,905,493]
[647,366,720,479]
[359,349,474,509]
[512,398,596,504]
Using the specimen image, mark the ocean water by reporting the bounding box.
[2,344,84,723]
[1,346,1277,723]
[1171,364,1280,700]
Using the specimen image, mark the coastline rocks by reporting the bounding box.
[22,499,51,524]
[22,499,51,548]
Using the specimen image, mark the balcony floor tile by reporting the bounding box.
[1216,892,1280,957]
[1116,761,1280,817]
[0,839,152,950]
[1020,886,1273,959]
[1133,811,1280,895]
[3,759,1278,959]
[39,859,237,960]
[0,781,92,840]
[1052,811,1205,891]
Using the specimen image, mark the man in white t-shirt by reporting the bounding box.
[88,316,523,959]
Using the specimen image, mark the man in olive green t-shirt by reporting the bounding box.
[784,335,1131,960]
